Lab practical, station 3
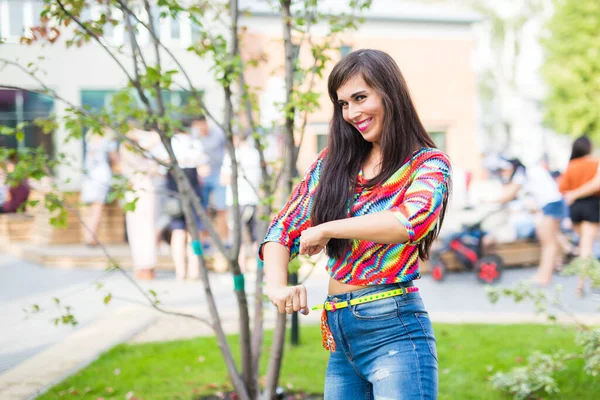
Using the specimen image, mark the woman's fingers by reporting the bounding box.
[270,285,309,315]
[277,298,287,314]
[298,285,308,314]
[291,291,300,314]
[308,244,323,256]
[299,242,322,256]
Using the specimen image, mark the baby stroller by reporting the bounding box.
[429,210,505,284]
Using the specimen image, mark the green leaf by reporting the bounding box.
[0,126,15,136]
[103,293,112,305]
[123,197,138,213]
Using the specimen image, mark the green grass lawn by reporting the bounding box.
[38,324,598,400]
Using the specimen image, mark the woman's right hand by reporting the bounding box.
[266,284,309,315]
[564,191,577,206]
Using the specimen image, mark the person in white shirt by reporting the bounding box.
[120,127,163,280]
[221,132,262,272]
[494,158,566,286]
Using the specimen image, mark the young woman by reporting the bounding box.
[80,132,117,246]
[559,136,600,296]
[494,158,565,286]
[260,49,451,399]
[160,120,208,280]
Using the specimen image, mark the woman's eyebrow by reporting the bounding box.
[350,90,367,99]
[337,90,367,103]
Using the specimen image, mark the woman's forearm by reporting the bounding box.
[571,177,600,200]
[263,242,290,291]
[321,211,409,244]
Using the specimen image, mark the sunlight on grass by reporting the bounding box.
[38,324,599,399]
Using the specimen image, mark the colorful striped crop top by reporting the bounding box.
[259,147,451,285]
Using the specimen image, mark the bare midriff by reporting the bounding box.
[327,276,368,295]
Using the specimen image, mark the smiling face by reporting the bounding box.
[336,74,385,145]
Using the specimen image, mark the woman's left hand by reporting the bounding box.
[299,225,330,256]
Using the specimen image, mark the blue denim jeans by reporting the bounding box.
[323,283,438,400]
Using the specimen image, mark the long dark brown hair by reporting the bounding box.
[311,49,449,260]
[570,135,592,160]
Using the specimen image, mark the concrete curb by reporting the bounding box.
[0,306,156,400]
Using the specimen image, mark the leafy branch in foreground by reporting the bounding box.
[486,258,600,399]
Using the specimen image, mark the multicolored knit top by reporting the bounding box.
[259,147,451,285]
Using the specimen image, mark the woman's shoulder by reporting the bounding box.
[311,147,329,168]
[412,147,451,167]
[316,147,329,160]
[565,156,597,171]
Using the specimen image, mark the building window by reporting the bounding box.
[150,5,161,39]
[0,89,55,155]
[170,16,180,40]
[429,131,446,152]
[31,0,44,26]
[316,134,328,153]
[8,0,25,37]
[340,45,352,57]
[292,44,301,62]
[81,89,201,117]
[81,90,118,114]
[191,19,202,43]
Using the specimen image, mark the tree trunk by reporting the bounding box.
[281,0,299,194]
[224,0,254,394]
[262,2,297,398]
[262,312,288,400]
[171,156,251,400]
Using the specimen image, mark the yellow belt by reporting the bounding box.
[311,286,419,312]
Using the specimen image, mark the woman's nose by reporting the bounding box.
[348,104,362,121]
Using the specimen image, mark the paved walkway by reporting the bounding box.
[1,252,598,399]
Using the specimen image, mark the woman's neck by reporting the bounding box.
[362,148,383,179]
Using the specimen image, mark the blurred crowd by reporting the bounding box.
[480,135,600,296]
[73,116,266,281]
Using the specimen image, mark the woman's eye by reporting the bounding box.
[355,95,366,101]
[340,102,348,108]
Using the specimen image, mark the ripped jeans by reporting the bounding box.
[323,283,438,400]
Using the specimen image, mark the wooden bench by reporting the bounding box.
[421,240,541,274]
[30,201,126,245]
[0,213,34,246]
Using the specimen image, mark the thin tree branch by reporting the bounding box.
[115,0,225,132]
[123,1,144,86]
[42,192,214,329]
[222,0,253,395]
[236,44,271,393]
[54,1,138,96]
[56,0,156,113]
[0,68,170,170]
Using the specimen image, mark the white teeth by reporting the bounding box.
[358,118,372,129]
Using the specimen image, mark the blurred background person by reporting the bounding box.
[221,131,261,273]
[0,154,30,214]
[481,199,537,253]
[155,119,208,280]
[80,130,117,246]
[191,116,228,250]
[493,158,565,286]
[120,126,162,280]
[558,136,600,296]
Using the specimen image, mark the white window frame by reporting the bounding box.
[1,0,31,42]
[0,1,9,40]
